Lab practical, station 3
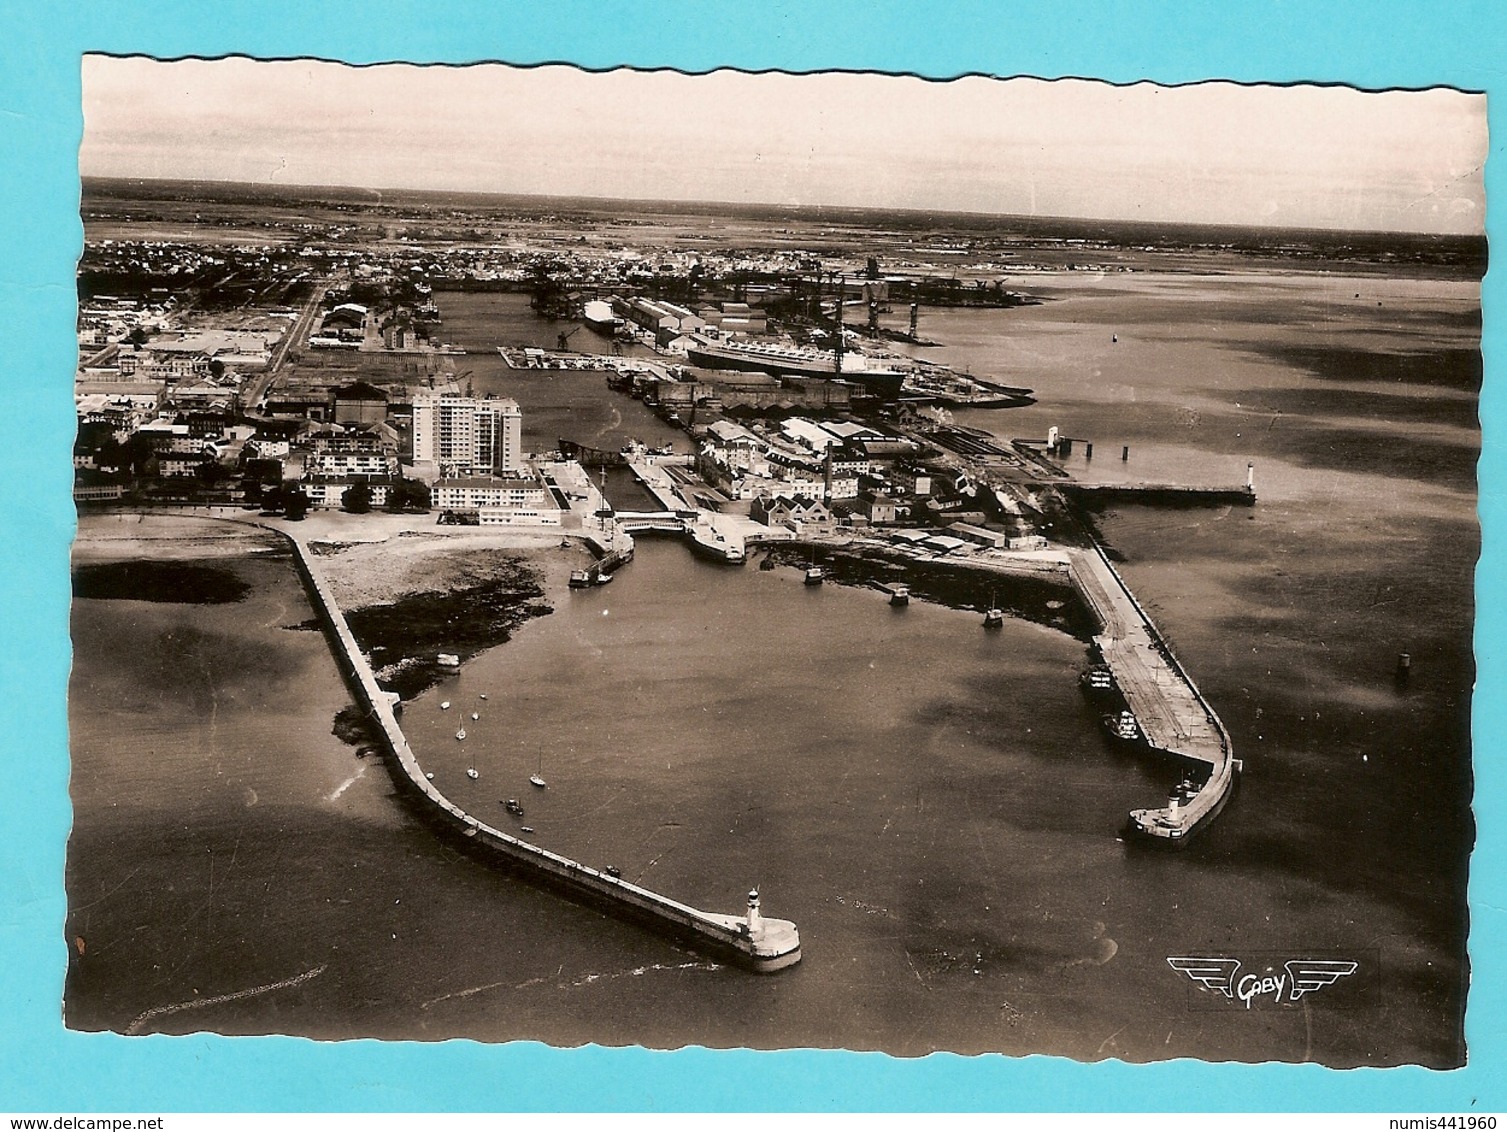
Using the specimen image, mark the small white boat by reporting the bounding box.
[456,728,467,741]
[805,566,825,585]
[440,701,451,710]
[466,767,479,780]
[479,694,488,701]
[471,712,480,721]
[520,826,535,834]
[530,774,547,789]
[425,772,434,780]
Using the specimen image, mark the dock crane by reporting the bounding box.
[558,325,584,351]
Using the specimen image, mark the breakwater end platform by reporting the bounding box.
[280,524,800,972]
[1067,543,1239,845]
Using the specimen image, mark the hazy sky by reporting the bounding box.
[81,56,1487,234]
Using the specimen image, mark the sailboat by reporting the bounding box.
[530,749,547,789]
[804,551,824,585]
[456,727,467,740]
[466,767,479,780]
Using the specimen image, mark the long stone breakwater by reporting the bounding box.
[282,527,802,972]
[1067,543,1239,845]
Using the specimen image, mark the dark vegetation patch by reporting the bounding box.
[72,561,251,604]
[345,562,552,701]
[331,704,381,758]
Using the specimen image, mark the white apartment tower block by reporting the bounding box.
[411,392,523,475]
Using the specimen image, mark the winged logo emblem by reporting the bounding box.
[1168,956,1359,1007]
[1285,959,1358,1001]
[1167,956,1241,998]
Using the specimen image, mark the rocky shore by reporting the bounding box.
[307,533,588,702]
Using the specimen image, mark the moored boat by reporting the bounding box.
[982,589,1003,627]
[1102,710,1141,744]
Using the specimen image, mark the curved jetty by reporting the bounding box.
[282,526,800,972]
[1067,543,1239,846]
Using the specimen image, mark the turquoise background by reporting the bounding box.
[1,0,1501,1111]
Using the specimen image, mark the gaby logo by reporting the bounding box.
[1167,956,1359,1009]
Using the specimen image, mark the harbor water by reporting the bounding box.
[66,264,1476,1065]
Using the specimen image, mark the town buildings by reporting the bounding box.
[410,391,522,477]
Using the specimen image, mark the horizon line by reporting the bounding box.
[79,173,1488,242]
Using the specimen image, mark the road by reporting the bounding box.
[243,279,329,412]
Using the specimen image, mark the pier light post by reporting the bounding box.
[746,888,764,940]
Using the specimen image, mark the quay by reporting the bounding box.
[1064,483,1256,506]
[278,523,801,972]
[1067,542,1239,845]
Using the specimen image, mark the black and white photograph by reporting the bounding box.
[66,56,1484,1067]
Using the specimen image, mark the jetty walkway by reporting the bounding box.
[280,524,801,971]
[1067,544,1238,844]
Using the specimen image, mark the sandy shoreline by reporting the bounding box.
[73,509,594,607]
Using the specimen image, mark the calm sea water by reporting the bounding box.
[67,265,1477,1065]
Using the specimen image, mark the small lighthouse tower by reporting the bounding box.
[746,888,764,940]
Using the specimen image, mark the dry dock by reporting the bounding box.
[282,525,800,971]
[1068,544,1238,844]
